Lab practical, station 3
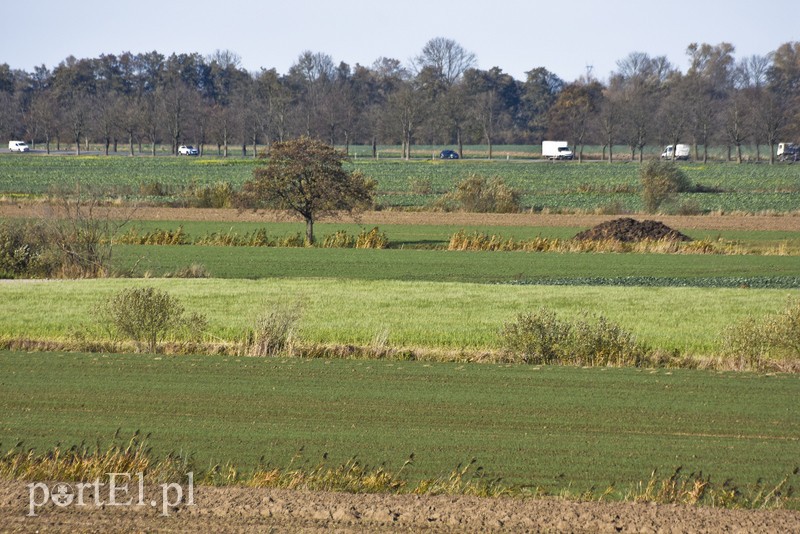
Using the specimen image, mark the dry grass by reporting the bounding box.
[0,431,187,484]
[447,230,790,255]
[2,438,794,509]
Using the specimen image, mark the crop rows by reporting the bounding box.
[1,155,798,213]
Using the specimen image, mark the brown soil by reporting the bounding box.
[1,203,799,232]
[574,218,692,242]
[2,481,798,533]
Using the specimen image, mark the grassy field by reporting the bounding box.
[2,149,799,507]
[1,278,796,354]
[2,154,798,213]
[108,244,800,285]
[1,352,797,502]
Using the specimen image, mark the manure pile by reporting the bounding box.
[574,217,692,242]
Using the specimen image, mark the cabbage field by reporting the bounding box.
[1,154,798,213]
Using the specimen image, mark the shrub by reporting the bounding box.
[102,286,205,353]
[722,298,800,370]
[116,226,189,245]
[434,174,521,213]
[501,308,647,366]
[500,308,571,364]
[276,233,305,247]
[356,227,389,249]
[0,221,56,278]
[247,302,303,357]
[640,161,691,213]
[184,181,235,208]
[322,230,355,248]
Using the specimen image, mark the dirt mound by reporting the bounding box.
[574,217,692,242]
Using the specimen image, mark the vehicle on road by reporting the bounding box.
[661,144,690,161]
[777,142,799,162]
[542,141,573,160]
[8,141,29,152]
[178,145,199,156]
[439,149,459,159]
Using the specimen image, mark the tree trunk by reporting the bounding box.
[372,137,377,159]
[736,144,742,164]
[305,218,314,245]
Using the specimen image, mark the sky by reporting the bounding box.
[1,0,797,83]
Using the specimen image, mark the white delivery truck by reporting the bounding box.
[661,144,690,160]
[777,143,799,162]
[542,141,573,160]
[8,140,30,152]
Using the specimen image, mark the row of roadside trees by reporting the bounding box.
[0,39,798,162]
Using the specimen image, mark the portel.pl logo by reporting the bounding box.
[28,472,194,517]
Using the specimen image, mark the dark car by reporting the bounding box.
[439,149,459,159]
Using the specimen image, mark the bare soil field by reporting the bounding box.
[2,481,799,533]
[2,203,799,231]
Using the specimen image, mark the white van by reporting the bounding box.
[8,141,30,152]
[661,144,690,161]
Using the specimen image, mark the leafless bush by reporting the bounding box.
[247,302,303,357]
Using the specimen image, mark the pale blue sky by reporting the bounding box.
[1,0,796,82]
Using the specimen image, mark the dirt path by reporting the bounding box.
[1,203,799,231]
[2,481,798,533]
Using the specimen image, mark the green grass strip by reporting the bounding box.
[1,352,797,506]
[111,245,800,283]
[0,278,796,354]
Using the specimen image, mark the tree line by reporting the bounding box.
[0,38,798,163]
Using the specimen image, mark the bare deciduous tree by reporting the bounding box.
[413,37,476,86]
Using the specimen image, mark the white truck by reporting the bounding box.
[777,143,799,162]
[661,144,690,161]
[8,140,29,152]
[542,141,573,160]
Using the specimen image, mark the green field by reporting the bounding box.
[109,244,800,286]
[2,154,799,212]
[2,150,799,506]
[1,352,797,502]
[1,278,796,354]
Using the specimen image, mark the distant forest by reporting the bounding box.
[1,38,798,162]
